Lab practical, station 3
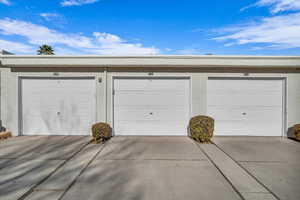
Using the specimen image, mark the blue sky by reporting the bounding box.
[0,0,300,55]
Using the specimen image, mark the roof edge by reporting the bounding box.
[0,55,300,59]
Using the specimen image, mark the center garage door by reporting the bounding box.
[207,78,284,136]
[21,77,96,135]
[113,77,190,136]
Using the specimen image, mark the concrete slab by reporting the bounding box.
[22,136,91,160]
[0,159,11,169]
[214,136,300,200]
[35,143,103,191]
[0,159,63,200]
[199,143,268,193]
[61,159,242,200]
[0,136,91,160]
[0,136,91,200]
[98,136,207,160]
[0,136,47,159]
[213,137,300,163]
[3,136,296,200]
[241,162,300,200]
[25,191,64,200]
[241,193,277,200]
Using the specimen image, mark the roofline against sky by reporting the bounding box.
[1,55,300,71]
[1,55,300,59]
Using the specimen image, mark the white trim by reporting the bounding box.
[18,76,97,136]
[111,75,192,136]
[1,55,300,69]
[207,77,286,137]
[1,55,300,58]
[282,78,288,138]
[104,68,108,123]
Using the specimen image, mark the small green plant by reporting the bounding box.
[189,115,214,143]
[92,122,112,144]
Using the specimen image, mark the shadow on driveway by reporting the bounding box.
[0,136,91,200]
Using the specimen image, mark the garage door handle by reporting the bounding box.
[242,112,246,115]
[149,112,153,115]
[57,112,61,115]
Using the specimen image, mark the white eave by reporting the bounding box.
[0,55,300,69]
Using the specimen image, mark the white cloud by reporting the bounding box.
[243,0,300,14]
[0,18,96,48]
[91,32,159,55]
[0,0,10,5]
[54,47,82,55]
[0,39,34,53]
[93,32,123,44]
[61,0,98,7]
[40,13,61,21]
[0,18,159,55]
[176,48,201,55]
[214,13,300,49]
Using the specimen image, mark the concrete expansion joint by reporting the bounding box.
[98,158,208,161]
[58,142,108,200]
[34,189,65,192]
[17,141,91,200]
[242,192,273,194]
[191,139,246,200]
[210,141,281,200]
[238,160,285,163]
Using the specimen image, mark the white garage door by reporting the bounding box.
[114,78,190,135]
[207,78,284,136]
[21,78,96,135]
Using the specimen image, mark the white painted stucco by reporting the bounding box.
[0,55,299,136]
[1,55,300,68]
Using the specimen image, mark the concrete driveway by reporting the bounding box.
[0,136,93,200]
[60,137,241,200]
[213,137,300,200]
[0,136,299,200]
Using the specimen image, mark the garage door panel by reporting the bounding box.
[115,93,187,106]
[115,107,188,121]
[209,79,282,90]
[116,120,187,136]
[115,79,189,91]
[215,121,282,136]
[209,106,282,120]
[22,78,95,136]
[114,78,190,136]
[208,79,283,136]
[208,93,282,106]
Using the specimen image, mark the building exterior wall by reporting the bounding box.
[287,74,300,128]
[0,68,299,137]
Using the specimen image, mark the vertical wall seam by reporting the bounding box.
[104,67,108,123]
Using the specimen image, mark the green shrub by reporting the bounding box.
[189,115,214,143]
[294,124,300,141]
[92,122,112,144]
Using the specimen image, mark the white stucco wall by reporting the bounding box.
[287,74,300,128]
[0,69,299,137]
